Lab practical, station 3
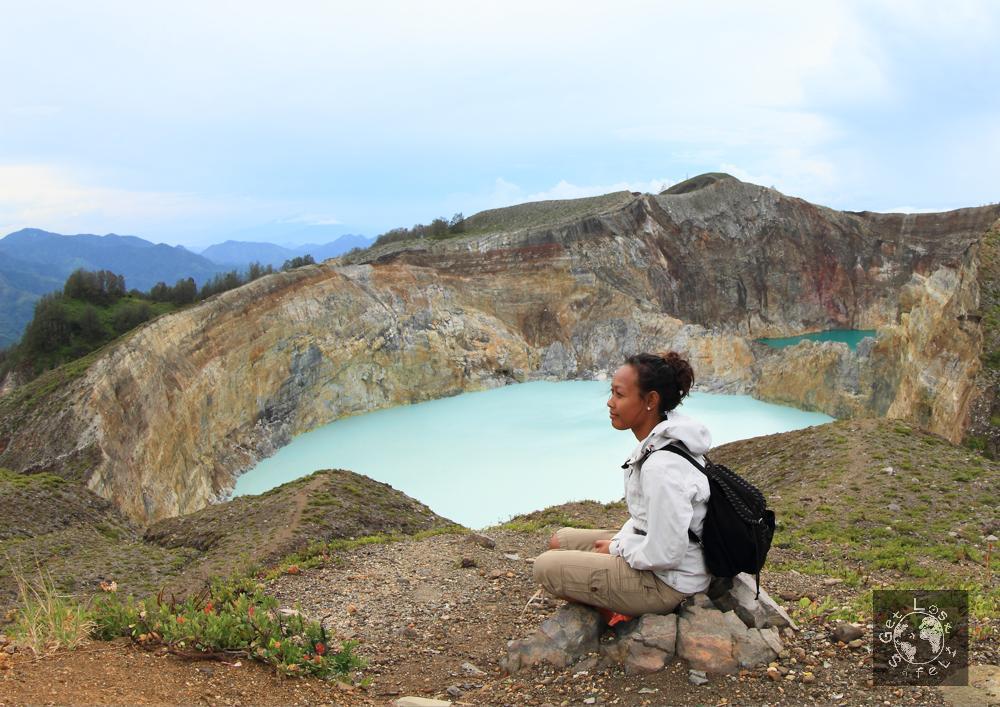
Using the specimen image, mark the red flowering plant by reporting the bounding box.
[90,576,363,678]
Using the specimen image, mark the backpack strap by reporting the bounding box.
[659,444,764,598]
[657,443,706,473]
[629,443,709,548]
[655,445,707,547]
[624,441,707,473]
[621,444,662,471]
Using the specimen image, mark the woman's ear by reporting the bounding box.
[646,390,661,412]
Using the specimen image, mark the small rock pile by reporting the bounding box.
[502,573,796,677]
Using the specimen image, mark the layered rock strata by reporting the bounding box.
[359,176,997,444]
[0,264,537,522]
[1,175,995,523]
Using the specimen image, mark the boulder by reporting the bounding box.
[508,597,783,677]
[759,627,784,656]
[635,613,678,654]
[676,605,739,674]
[623,639,670,674]
[501,604,603,673]
[605,613,679,675]
[711,573,797,630]
[729,620,780,669]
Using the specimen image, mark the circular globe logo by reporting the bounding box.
[890,611,946,665]
[875,590,968,687]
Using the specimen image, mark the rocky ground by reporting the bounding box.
[1,418,997,705]
[259,518,996,707]
[2,504,997,706]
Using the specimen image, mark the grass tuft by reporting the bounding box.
[8,561,94,656]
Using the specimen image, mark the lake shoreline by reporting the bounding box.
[231,381,834,529]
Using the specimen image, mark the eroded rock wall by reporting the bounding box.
[1,178,995,522]
[1,264,539,521]
[754,229,990,444]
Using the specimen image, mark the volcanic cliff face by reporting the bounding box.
[367,178,989,337]
[1,175,995,523]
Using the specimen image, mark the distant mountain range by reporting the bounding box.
[198,233,371,268]
[0,228,226,290]
[0,228,373,348]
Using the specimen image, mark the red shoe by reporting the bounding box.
[597,607,634,627]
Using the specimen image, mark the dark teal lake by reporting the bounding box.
[757,329,877,351]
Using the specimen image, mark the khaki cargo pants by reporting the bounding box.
[532,527,686,616]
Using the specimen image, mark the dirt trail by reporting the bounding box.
[156,475,327,597]
[268,474,323,552]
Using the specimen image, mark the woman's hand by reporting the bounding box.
[593,539,612,554]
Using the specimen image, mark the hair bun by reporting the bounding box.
[662,351,694,402]
[624,350,695,414]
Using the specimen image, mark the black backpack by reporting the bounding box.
[633,443,775,598]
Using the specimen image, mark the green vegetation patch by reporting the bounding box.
[0,262,311,393]
[2,290,175,378]
[0,348,105,435]
[711,417,999,625]
[147,469,455,555]
[0,467,461,616]
[360,191,637,254]
[0,471,127,541]
[8,568,361,678]
[140,468,458,597]
[460,191,635,237]
[1,525,198,612]
[89,576,363,678]
[491,499,628,534]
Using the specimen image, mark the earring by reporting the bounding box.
[646,407,651,411]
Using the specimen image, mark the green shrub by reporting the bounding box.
[90,578,363,678]
[90,592,141,640]
[111,301,153,334]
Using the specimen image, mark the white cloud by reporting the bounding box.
[0,164,344,245]
[719,148,839,203]
[2,2,998,237]
[4,104,63,117]
[875,0,999,41]
[617,110,839,150]
[0,164,230,237]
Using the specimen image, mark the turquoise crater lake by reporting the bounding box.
[232,382,833,529]
[756,329,877,351]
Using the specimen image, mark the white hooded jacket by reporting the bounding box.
[608,410,713,594]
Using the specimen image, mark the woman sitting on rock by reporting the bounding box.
[532,351,712,620]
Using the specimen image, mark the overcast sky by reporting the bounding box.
[1,1,998,248]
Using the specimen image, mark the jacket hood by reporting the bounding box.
[630,409,713,461]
